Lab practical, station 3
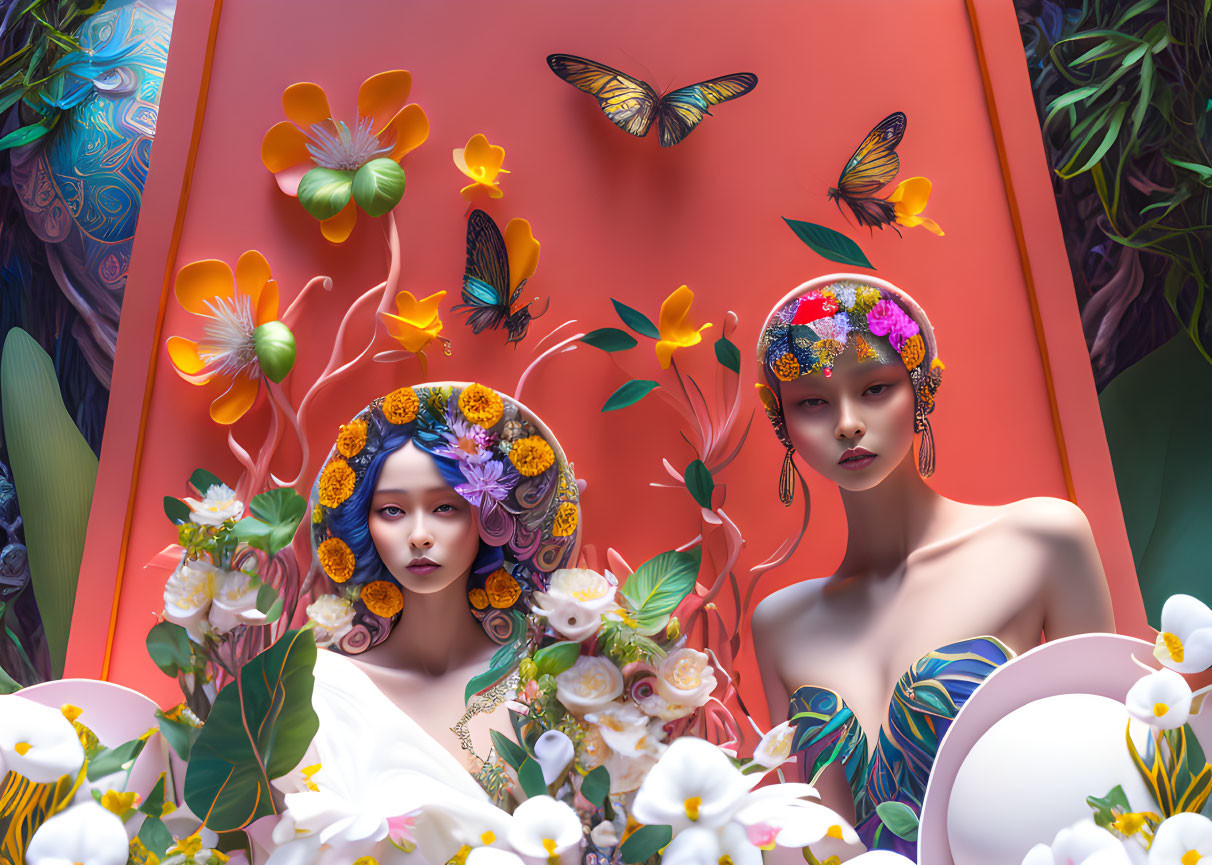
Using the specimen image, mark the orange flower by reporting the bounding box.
[887,177,945,236]
[166,250,286,425]
[453,133,509,200]
[379,290,447,374]
[260,71,430,243]
[655,285,712,370]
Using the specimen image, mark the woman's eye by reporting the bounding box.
[798,397,827,408]
[434,503,457,514]
[379,505,404,517]
[865,383,889,396]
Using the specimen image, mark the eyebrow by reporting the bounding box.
[372,487,457,496]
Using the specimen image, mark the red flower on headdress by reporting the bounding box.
[791,291,839,325]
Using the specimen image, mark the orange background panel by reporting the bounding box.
[69,0,1145,719]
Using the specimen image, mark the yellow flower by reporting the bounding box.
[887,176,945,236]
[453,133,509,200]
[459,383,505,428]
[336,418,368,458]
[261,71,430,243]
[772,352,800,382]
[510,435,555,476]
[166,250,288,425]
[362,580,404,617]
[312,505,323,524]
[854,286,881,312]
[485,568,521,608]
[101,790,139,815]
[552,502,578,537]
[383,386,420,424]
[168,833,204,857]
[814,338,845,367]
[469,588,490,610]
[318,537,356,583]
[318,459,356,508]
[655,285,712,370]
[380,290,447,375]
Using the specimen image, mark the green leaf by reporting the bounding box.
[297,166,354,220]
[137,815,175,859]
[155,708,201,762]
[253,321,297,383]
[1087,784,1131,828]
[146,621,193,677]
[184,630,319,832]
[782,218,874,269]
[582,765,610,808]
[490,729,528,772]
[1165,156,1212,180]
[465,658,514,704]
[189,469,225,496]
[139,774,167,817]
[233,488,307,556]
[534,641,580,677]
[875,800,920,841]
[611,299,660,339]
[163,496,190,525]
[351,157,406,218]
[1062,103,1127,177]
[256,584,283,625]
[1,329,98,677]
[620,824,672,863]
[518,758,547,798]
[88,736,149,781]
[0,662,19,694]
[602,380,659,412]
[581,328,638,352]
[619,549,701,631]
[714,336,741,374]
[684,459,714,509]
[0,121,49,151]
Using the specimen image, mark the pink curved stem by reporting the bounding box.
[514,332,585,401]
[228,429,256,503]
[280,274,334,328]
[266,380,306,489]
[532,319,579,354]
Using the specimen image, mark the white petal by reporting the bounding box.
[1149,812,1212,864]
[534,731,574,786]
[0,696,85,782]
[25,802,128,865]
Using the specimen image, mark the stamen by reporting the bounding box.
[199,294,260,378]
[305,117,393,171]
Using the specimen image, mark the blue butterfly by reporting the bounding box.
[455,209,547,344]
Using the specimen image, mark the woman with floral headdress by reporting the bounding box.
[749,275,1113,861]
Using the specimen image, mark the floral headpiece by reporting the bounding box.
[756,274,944,475]
[309,382,580,651]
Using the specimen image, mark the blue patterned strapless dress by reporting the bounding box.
[788,636,1014,861]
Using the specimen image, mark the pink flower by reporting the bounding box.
[865,299,919,352]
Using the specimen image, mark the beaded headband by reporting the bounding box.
[310,382,581,651]
[756,274,944,477]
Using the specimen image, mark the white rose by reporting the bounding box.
[555,656,624,715]
[532,568,617,643]
[655,648,717,710]
[25,801,128,865]
[208,571,268,634]
[163,558,220,641]
[635,688,695,722]
[586,702,668,795]
[184,483,244,526]
[306,595,355,647]
[753,721,796,770]
[0,696,85,782]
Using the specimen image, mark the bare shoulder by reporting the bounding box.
[996,496,1097,549]
[753,579,826,648]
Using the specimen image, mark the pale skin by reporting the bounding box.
[752,342,1114,860]
[338,441,513,771]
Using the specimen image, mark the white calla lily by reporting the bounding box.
[532,568,617,642]
[0,695,84,783]
[662,823,760,865]
[533,730,574,786]
[1155,594,1212,674]
[632,737,759,834]
[1148,812,1212,864]
[554,656,623,715]
[752,721,796,770]
[24,801,129,865]
[467,848,527,865]
[184,483,244,526]
[1125,668,1192,730]
[736,795,858,850]
[507,795,583,865]
[1021,819,1135,865]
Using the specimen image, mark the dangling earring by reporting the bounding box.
[779,447,799,506]
[916,413,936,478]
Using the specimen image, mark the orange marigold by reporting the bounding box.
[318,459,356,508]
[468,588,490,610]
[485,567,521,608]
[362,580,404,617]
[383,386,420,424]
[318,537,356,583]
[509,435,555,477]
[459,383,504,428]
[815,338,845,366]
[772,352,800,382]
[552,502,578,537]
[855,333,879,362]
[336,418,368,458]
[900,334,925,371]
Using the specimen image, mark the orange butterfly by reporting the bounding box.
[827,112,906,232]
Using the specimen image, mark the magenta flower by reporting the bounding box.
[865,299,919,352]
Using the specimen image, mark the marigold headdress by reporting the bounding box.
[310,382,581,651]
[756,274,944,497]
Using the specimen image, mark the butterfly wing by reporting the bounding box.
[547,53,659,138]
[655,72,758,147]
[456,210,511,334]
[843,196,899,231]
[834,111,906,197]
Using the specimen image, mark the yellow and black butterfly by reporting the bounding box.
[546,53,757,148]
[826,112,907,231]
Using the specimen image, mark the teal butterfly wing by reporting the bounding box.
[656,73,758,147]
[546,53,658,138]
[456,210,513,335]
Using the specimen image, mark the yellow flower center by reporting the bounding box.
[59,704,83,723]
[169,833,204,857]
[451,846,472,865]
[481,831,496,845]
[671,657,702,690]
[1163,631,1185,662]
[543,838,560,865]
[827,824,846,840]
[353,858,379,865]
[684,795,702,821]
[1182,852,1202,865]
[1154,702,1170,717]
[14,742,31,755]
[1112,812,1148,836]
[719,858,734,865]
[101,790,139,814]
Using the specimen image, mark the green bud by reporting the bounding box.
[519,658,539,681]
[665,617,681,641]
[253,321,296,382]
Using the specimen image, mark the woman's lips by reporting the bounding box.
[838,448,876,471]
[406,558,439,575]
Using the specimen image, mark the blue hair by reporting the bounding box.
[325,422,502,587]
